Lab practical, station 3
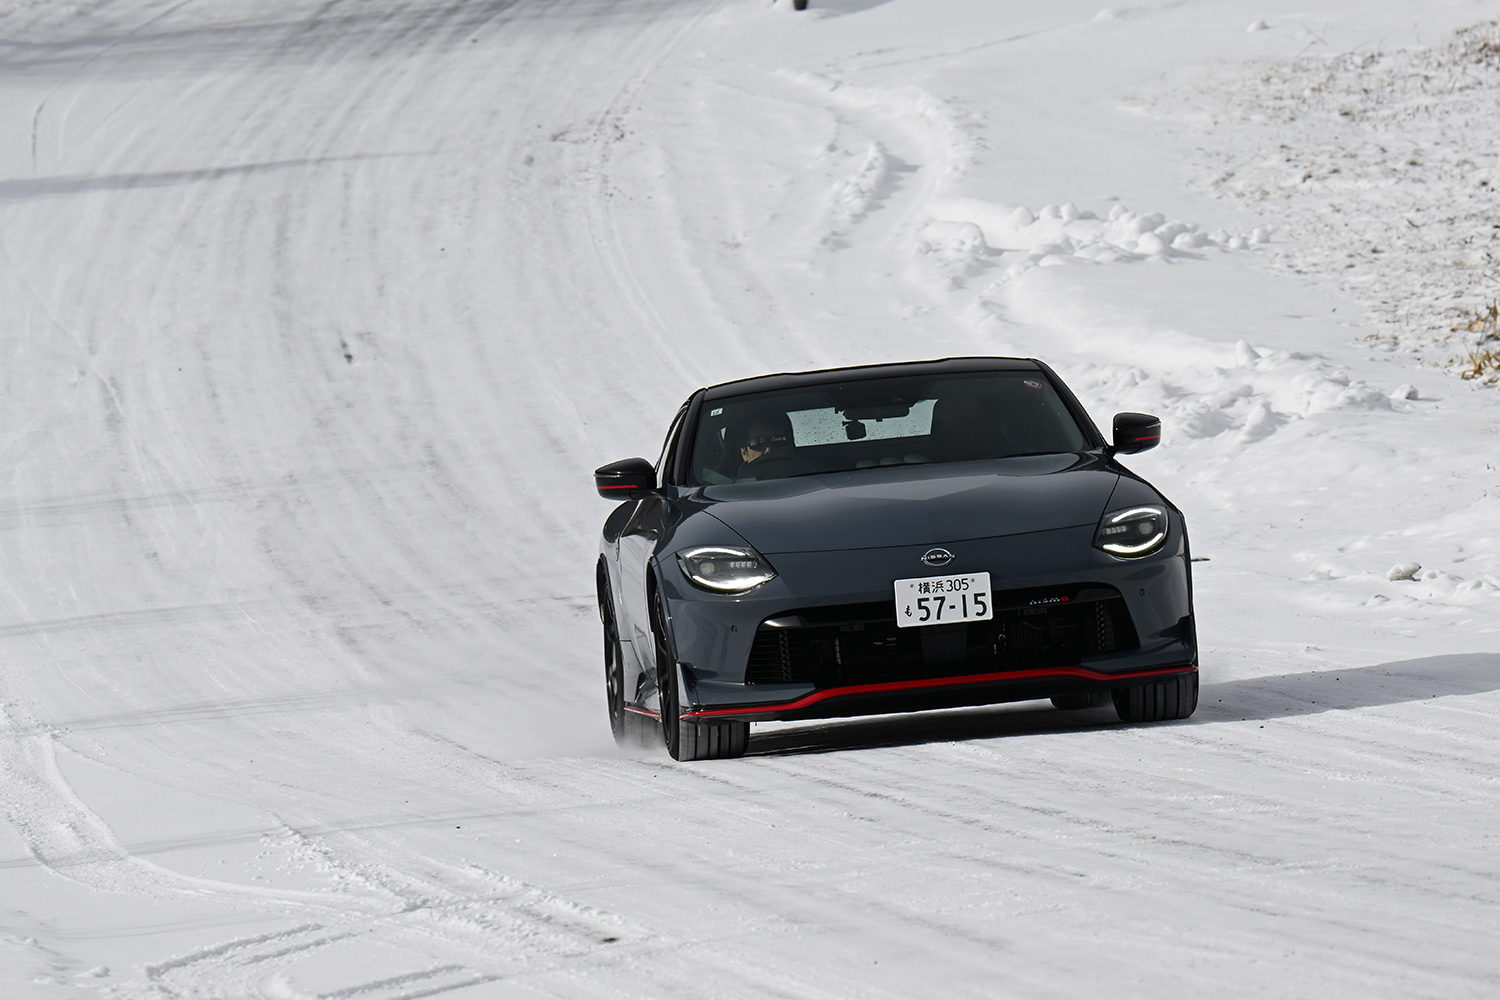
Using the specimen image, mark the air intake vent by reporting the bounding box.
[745,586,1139,686]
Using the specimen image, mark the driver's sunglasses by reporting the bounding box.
[742,434,784,451]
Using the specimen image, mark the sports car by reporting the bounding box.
[595,357,1197,760]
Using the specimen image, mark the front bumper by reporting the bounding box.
[656,523,1196,722]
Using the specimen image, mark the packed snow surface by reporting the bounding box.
[1,0,1498,997]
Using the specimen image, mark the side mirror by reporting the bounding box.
[1112,413,1161,455]
[595,457,656,499]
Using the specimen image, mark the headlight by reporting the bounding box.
[1094,505,1169,558]
[676,545,778,594]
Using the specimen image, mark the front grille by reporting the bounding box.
[745,586,1139,686]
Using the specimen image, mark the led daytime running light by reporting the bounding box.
[1095,506,1168,558]
[676,545,777,594]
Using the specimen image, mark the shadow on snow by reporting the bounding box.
[746,653,1500,756]
[0,155,421,201]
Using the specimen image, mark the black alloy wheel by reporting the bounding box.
[651,590,682,757]
[600,605,624,746]
[599,578,628,745]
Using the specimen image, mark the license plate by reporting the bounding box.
[894,572,992,628]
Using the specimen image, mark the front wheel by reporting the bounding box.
[1112,672,1198,723]
[602,590,628,745]
[652,590,748,761]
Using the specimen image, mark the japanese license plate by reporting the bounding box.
[894,572,992,628]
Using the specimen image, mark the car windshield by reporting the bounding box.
[689,371,1090,485]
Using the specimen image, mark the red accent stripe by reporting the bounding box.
[624,705,661,721]
[1132,434,1160,442]
[681,664,1195,719]
[598,483,641,490]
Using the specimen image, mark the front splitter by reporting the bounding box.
[680,664,1198,723]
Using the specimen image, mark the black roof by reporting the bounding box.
[700,356,1044,400]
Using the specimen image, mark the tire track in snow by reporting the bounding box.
[741,711,1500,994]
[588,47,985,384]
[0,706,346,914]
[130,821,662,998]
[1,2,765,996]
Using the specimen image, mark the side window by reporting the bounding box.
[655,403,690,485]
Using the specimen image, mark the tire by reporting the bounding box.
[600,587,629,746]
[793,0,808,9]
[651,588,748,761]
[1051,691,1111,711]
[1112,671,1199,723]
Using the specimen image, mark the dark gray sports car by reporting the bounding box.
[595,358,1197,760]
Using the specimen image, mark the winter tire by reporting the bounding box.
[1112,671,1198,723]
[600,583,629,746]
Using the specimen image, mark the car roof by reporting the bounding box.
[699,356,1045,400]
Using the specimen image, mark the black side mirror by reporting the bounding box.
[1112,413,1161,455]
[595,457,656,499]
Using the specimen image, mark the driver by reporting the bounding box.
[739,412,794,468]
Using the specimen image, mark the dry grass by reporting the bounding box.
[1459,347,1500,384]
[1455,300,1499,337]
[1454,302,1500,383]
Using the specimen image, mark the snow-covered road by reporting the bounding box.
[2,0,1498,996]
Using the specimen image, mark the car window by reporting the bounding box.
[787,399,936,445]
[689,372,1087,485]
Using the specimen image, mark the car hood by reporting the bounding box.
[688,454,1122,553]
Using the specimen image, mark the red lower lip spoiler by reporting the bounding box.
[681,664,1196,720]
